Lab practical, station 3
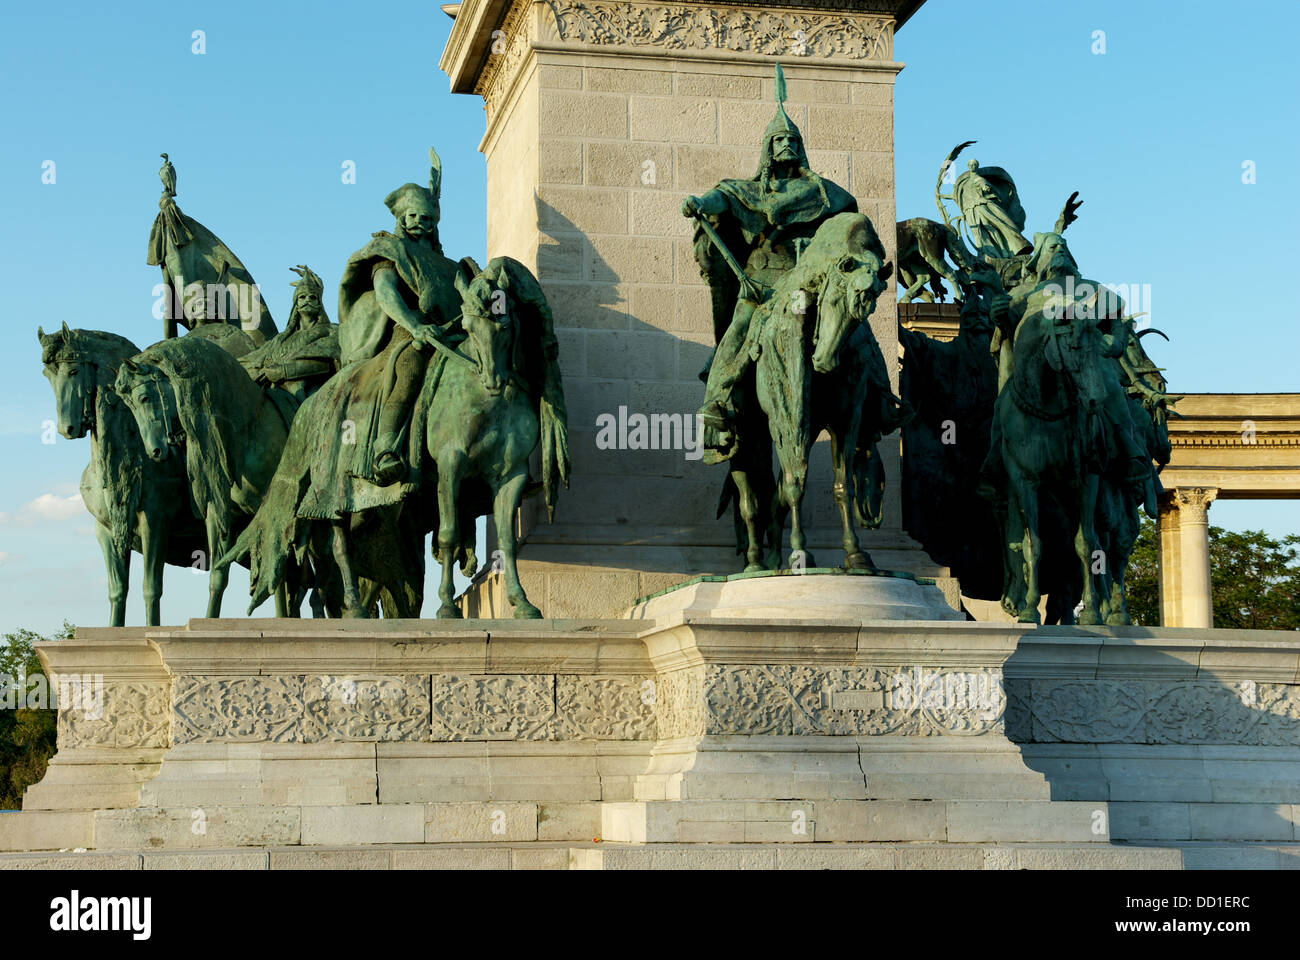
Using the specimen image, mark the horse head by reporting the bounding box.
[114,356,181,461]
[38,323,139,439]
[807,214,893,375]
[457,258,525,397]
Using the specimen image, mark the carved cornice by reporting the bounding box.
[443,0,919,95]
[474,0,536,119]
[466,0,899,122]
[537,0,894,60]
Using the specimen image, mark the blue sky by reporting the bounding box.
[0,0,1295,633]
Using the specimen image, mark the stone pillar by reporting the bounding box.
[1170,487,1217,629]
[442,0,935,617]
[1156,496,1182,627]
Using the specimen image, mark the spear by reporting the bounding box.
[685,202,767,303]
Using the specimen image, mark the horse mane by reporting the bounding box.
[41,328,140,373]
[135,336,263,540]
[39,328,145,555]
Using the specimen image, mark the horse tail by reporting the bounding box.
[216,411,314,613]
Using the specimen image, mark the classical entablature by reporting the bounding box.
[1158,393,1300,627]
[1161,393,1300,498]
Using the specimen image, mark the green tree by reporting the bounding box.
[1126,519,1300,629]
[0,622,72,809]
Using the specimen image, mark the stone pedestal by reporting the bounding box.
[4,605,1299,868]
[441,0,943,617]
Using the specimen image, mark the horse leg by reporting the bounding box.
[1013,479,1043,625]
[830,429,871,569]
[731,467,766,572]
[329,520,367,618]
[783,470,813,570]
[494,470,541,619]
[1075,477,1103,625]
[202,505,229,618]
[138,508,165,627]
[435,459,464,619]
[95,522,128,627]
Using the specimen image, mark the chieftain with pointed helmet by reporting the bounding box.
[681,64,874,459]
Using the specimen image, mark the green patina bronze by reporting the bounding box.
[38,324,205,626]
[900,143,1178,625]
[148,154,278,344]
[214,151,569,619]
[684,66,906,572]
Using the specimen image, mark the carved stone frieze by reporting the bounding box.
[696,665,1006,737]
[1012,678,1300,746]
[430,674,556,740]
[306,676,431,741]
[554,675,656,739]
[173,675,430,744]
[58,680,170,749]
[539,0,894,61]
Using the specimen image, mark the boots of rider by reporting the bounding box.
[372,338,425,486]
[698,297,760,455]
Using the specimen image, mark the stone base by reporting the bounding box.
[627,568,964,623]
[7,605,1299,868]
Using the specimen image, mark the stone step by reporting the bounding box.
[602,799,1114,843]
[0,811,94,852]
[11,798,1292,851]
[15,841,1300,870]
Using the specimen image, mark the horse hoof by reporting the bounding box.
[1017,611,1041,625]
[1105,613,1131,626]
[1078,611,1102,626]
[437,604,463,619]
[743,563,767,573]
[342,606,369,620]
[845,552,873,570]
[513,601,542,620]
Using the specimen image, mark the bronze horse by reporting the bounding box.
[38,325,203,625]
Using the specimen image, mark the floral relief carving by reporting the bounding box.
[59,680,170,749]
[540,1,893,61]
[172,676,311,744]
[554,675,656,739]
[429,674,556,741]
[305,676,431,741]
[1017,679,1300,746]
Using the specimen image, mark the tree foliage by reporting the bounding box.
[0,622,72,809]
[1126,519,1300,630]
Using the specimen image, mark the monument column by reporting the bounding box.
[1156,496,1182,626]
[1166,486,1218,629]
[441,0,933,617]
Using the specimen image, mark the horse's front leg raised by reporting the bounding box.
[435,458,464,619]
[494,470,540,619]
[830,429,871,569]
[94,522,129,627]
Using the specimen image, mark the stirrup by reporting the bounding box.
[371,450,407,487]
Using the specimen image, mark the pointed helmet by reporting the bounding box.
[757,64,808,178]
